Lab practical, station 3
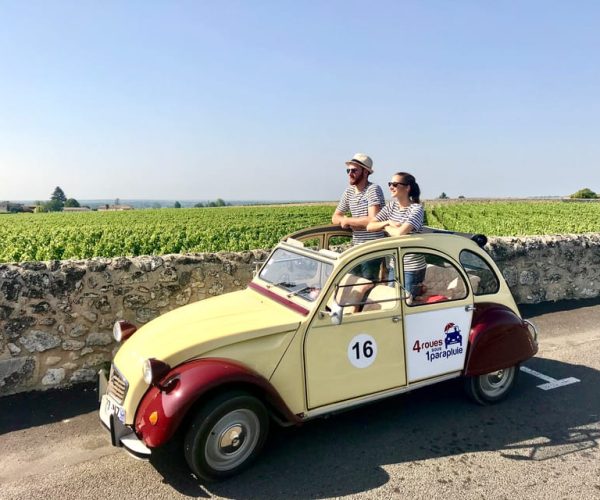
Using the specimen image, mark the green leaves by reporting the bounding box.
[3,201,596,264]
[425,201,600,237]
[0,206,334,263]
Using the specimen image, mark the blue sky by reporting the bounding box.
[1,1,599,201]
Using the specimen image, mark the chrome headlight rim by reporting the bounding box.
[142,359,153,385]
[113,320,137,343]
[142,358,171,386]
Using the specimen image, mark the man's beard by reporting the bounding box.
[349,173,363,185]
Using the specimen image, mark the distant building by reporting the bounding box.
[63,206,92,212]
[97,204,134,211]
[0,202,33,213]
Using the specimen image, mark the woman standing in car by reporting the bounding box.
[366,172,426,297]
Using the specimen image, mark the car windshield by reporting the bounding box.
[259,248,334,302]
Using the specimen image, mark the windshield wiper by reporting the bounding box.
[272,281,297,288]
[287,286,312,298]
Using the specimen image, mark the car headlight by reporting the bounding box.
[142,358,171,386]
[113,320,137,342]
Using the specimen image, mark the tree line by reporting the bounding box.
[35,187,81,212]
[172,199,231,208]
[35,187,232,212]
[570,188,599,199]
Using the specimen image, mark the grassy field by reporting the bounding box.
[426,200,600,236]
[1,201,599,263]
[0,206,332,262]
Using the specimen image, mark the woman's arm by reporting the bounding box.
[384,222,415,236]
[385,204,423,236]
[366,202,389,232]
[366,219,390,232]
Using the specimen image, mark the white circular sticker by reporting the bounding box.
[347,334,377,368]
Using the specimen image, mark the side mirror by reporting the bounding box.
[329,301,344,325]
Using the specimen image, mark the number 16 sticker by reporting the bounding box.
[348,334,377,368]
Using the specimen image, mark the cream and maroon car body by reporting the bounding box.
[98,225,538,480]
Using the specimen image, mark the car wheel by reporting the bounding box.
[183,391,269,481]
[465,365,519,405]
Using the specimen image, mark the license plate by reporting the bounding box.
[105,397,126,424]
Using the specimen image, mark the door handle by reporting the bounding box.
[392,316,401,323]
[465,304,476,312]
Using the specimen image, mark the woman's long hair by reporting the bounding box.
[395,172,421,203]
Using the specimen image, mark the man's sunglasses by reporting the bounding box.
[388,181,409,188]
[346,168,361,175]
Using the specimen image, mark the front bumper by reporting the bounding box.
[98,369,151,460]
[523,319,538,343]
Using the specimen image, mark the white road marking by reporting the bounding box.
[520,366,580,390]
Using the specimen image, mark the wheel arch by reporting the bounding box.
[180,380,297,434]
[134,358,300,448]
[464,303,538,377]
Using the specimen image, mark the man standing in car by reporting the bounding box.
[332,153,386,284]
[332,152,386,245]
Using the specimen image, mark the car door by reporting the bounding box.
[400,249,474,383]
[304,250,407,409]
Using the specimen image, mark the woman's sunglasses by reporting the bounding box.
[388,181,408,188]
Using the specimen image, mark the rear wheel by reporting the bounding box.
[465,365,519,405]
[184,391,269,481]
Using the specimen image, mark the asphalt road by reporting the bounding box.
[1,298,599,500]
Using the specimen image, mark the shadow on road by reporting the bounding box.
[519,296,600,318]
[0,381,97,435]
[147,357,599,499]
[0,331,597,499]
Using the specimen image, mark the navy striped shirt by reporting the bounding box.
[375,201,426,271]
[336,183,386,245]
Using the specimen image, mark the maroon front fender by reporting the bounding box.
[464,303,538,377]
[134,358,300,448]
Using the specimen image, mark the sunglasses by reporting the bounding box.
[388,181,409,188]
[346,168,360,175]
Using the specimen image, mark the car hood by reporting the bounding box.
[113,288,302,374]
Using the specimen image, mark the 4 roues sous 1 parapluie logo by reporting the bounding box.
[412,322,464,362]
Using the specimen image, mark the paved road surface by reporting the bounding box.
[1,299,599,499]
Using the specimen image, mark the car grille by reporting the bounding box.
[107,365,128,405]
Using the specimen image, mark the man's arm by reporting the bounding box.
[332,209,346,225]
[332,191,349,225]
[334,204,381,229]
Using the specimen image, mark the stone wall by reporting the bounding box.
[1,233,599,396]
[0,251,268,396]
[485,234,600,302]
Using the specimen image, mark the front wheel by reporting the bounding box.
[464,365,519,405]
[184,391,269,481]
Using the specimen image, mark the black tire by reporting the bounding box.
[183,391,269,482]
[464,365,519,405]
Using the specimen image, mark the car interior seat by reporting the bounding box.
[361,285,398,312]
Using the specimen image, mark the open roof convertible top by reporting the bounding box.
[285,224,487,248]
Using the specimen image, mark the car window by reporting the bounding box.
[300,237,321,250]
[259,248,333,302]
[327,234,352,252]
[403,252,468,306]
[459,250,500,295]
[332,254,399,314]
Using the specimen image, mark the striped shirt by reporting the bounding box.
[375,201,426,271]
[336,182,386,245]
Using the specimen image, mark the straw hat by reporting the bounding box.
[345,153,373,174]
